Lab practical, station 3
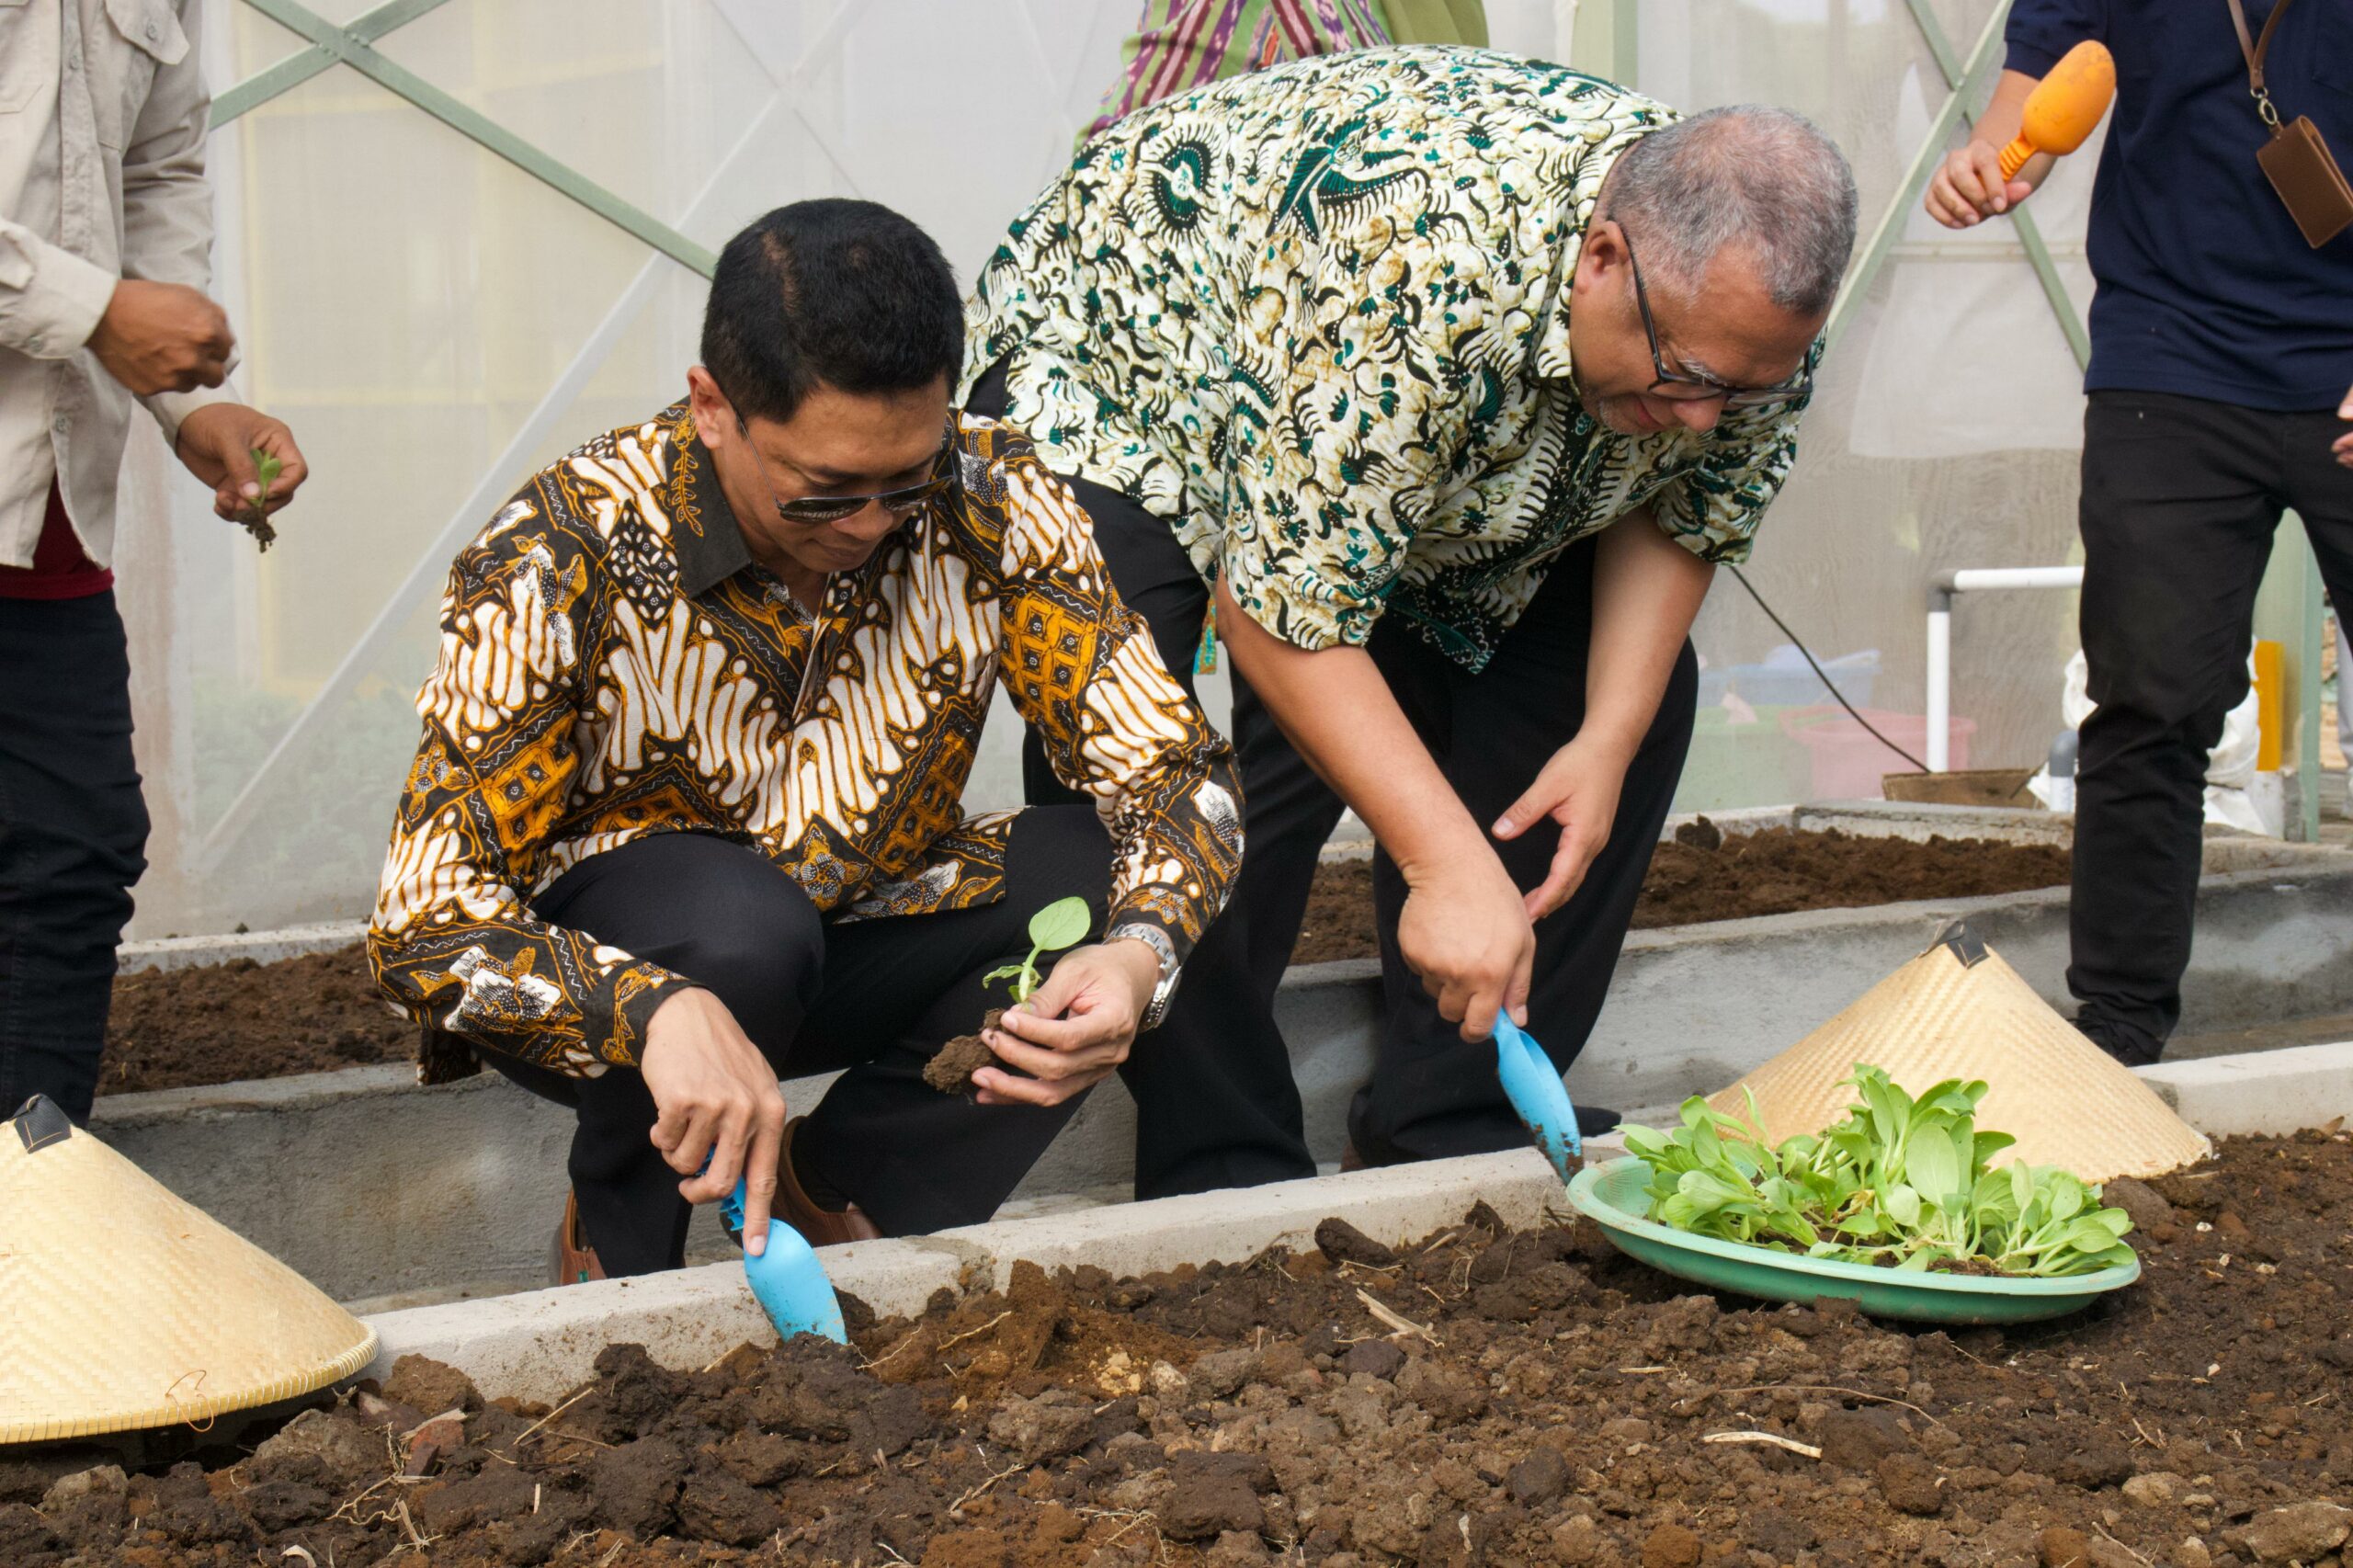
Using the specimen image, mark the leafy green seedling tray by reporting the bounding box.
[1566,1156,2141,1324]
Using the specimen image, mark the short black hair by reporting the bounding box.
[699,199,963,426]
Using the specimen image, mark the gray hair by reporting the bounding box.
[1602,106,1859,317]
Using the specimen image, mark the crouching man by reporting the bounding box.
[368,200,1303,1279]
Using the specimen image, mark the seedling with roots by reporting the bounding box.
[982,896,1092,1006]
[242,448,284,552]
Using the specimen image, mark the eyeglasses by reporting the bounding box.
[1617,221,1813,413]
[735,415,955,524]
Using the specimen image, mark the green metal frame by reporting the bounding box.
[1826,0,2089,370]
[211,0,716,277]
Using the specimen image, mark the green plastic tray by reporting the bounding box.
[1565,1156,2142,1324]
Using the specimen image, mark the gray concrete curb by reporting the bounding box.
[2138,1042,2353,1136]
[363,1142,1584,1403]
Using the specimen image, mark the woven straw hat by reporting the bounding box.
[1708,925,2211,1183]
[0,1097,377,1444]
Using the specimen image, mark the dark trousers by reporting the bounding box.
[483,805,1310,1274]
[0,592,149,1125]
[971,367,1695,1165]
[2072,392,2353,1062]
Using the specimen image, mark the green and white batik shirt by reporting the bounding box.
[963,47,1813,670]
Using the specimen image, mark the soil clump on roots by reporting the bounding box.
[13,1131,2353,1567]
[923,1009,1006,1096]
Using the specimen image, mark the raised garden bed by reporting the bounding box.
[1293,824,2070,965]
[7,1130,2350,1568]
[105,826,2072,1096]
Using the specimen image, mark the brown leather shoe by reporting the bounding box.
[551,1189,607,1285]
[1339,1142,1367,1173]
[771,1117,882,1246]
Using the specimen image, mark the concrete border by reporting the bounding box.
[364,1142,1582,1403]
[358,1040,2353,1403]
[2138,1042,2353,1136]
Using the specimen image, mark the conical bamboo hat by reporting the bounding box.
[0,1097,377,1444]
[1709,925,2211,1183]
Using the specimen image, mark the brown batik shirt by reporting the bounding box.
[369,403,1242,1085]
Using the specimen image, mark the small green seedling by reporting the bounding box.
[242,448,283,552]
[982,896,1092,1006]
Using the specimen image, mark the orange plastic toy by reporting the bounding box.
[1999,40,2117,179]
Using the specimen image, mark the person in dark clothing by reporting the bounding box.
[1928,0,2353,1065]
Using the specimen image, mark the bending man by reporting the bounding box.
[965,49,1857,1164]
[369,201,1302,1278]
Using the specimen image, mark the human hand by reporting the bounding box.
[1394,847,1536,1043]
[88,279,233,394]
[2335,384,2352,470]
[173,404,309,525]
[1492,733,1629,923]
[1925,141,2035,229]
[641,988,788,1256]
[972,938,1160,1108]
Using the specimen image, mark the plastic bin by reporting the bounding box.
[1779,706,1975,801]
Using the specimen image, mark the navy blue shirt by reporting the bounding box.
[2008,0,2353,411]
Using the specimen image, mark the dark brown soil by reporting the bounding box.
[11,1131,2352,1568]
[99,948,415,1096]
[99,825,2075,1097]
[1290,824,2072,966]
[925,1010,1006,1096]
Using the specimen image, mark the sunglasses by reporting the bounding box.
[735,414,955,524]
[1618,221,1812,413]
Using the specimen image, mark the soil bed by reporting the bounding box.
[1289,824,2070,966]
[102,827,2070,1096]
[9,1131,2350,1568]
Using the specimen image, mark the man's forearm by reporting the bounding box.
[1212,577,1486,880]
[1581,512,1715,760]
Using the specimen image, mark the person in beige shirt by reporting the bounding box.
[0,0,310,1123]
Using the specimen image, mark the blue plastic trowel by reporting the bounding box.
[721,1179,847,1345]
[1493,1016,1583,1186]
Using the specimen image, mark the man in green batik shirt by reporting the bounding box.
[963,49,1858,1171]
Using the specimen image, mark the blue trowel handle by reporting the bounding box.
[721,1179,847,1345]
[1493,1016,1582,1185]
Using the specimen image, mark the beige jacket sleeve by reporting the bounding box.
[126,0,233,445]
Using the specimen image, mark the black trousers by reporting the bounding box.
[483,805,1310,1274]
[971,366,1695,1165]
[2072,392,2353,1063]
[0,592,149,1125]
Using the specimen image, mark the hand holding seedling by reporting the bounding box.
[971,898,1157,1108]
[173,403,309,543]
[2336,383,2351,470]
[642,987,789,1256]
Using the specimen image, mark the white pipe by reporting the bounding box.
[1927,604,1952,772]
[1942,567,2086,593]
[1922,566,2085,774]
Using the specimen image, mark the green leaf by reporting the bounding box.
[1027,896,1093,952]
[1883,1184,1922,1229]
[253,448,283,495]
[1905,1133,1961,1207]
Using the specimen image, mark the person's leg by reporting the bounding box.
[1226,670,1351,1008]
[965,361,1211,804]
[0,593,149,1125]
[2281,405,2353,804]
[1349,537,1696,1165]
[787,806,1115,1233]
[479,832,829,1276]
[2070,392,2285,1064]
